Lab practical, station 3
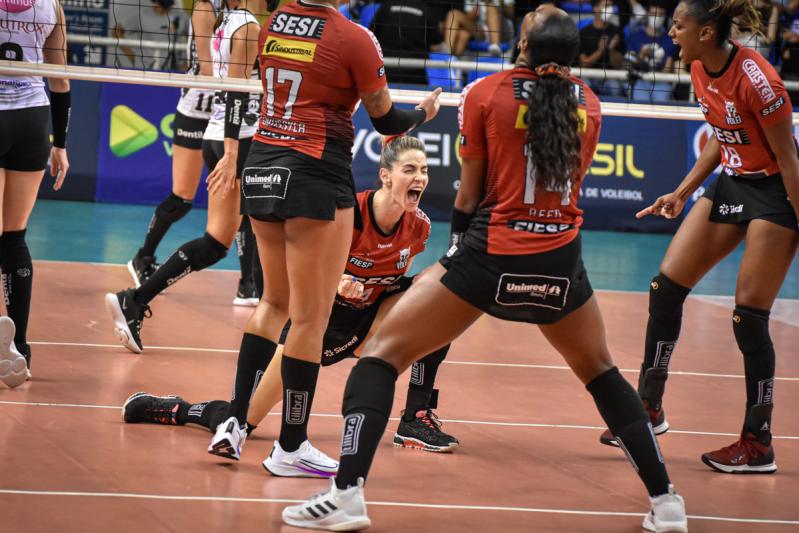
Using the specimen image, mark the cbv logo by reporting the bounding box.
[109,105,175,158]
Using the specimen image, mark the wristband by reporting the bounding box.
[224,91,247,140]
[370,103,426,135]
[50,91,71,149]
[450,207,475,248]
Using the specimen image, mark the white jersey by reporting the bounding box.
[0,0,58,111]
[204,9,261,141]
[176,0,224,120]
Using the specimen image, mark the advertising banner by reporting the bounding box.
[96,83,210,207]
[62,0,109,66]
[351,105,686,232]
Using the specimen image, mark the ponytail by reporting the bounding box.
[525,13,582,192]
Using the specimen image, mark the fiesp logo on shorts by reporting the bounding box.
[109,105,175,157]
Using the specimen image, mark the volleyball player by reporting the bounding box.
[0,0,70,385]
[206,0,442,467]
[126,0,260,307]
[124,137,458,459]
[106,0,263,353]
[601,0,799,475]
[283,6,687,532]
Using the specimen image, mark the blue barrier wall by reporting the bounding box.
[47,81,730,232]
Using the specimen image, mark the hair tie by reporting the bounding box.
[534,62,571,79]
[382,134,404,147]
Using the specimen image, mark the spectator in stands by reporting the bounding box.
[732,0,779,58]
[112,0,187,70]
[781,0,799,90]
[625,0,675,101]
[579,0,625,95]
[371,0,444,85]
[441,0,510,57]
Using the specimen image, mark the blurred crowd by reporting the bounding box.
[72,0,799,103]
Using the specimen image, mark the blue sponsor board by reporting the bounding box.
[96,83,209,207]
[63,81,734,235]
[352,105,686,231]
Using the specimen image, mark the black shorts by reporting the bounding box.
[201,137,253,177]
[172,112,208,150]
[279,276,414,366]
[240,141,356,222]
[439,235,593,325]
[0,106,50,171]
[703,171,798,232]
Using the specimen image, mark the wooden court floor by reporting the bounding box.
[0,261,797,532]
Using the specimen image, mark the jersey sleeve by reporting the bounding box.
[740,55,792,129]
[458,79,488,159]
[579,90,602,177]
[344,24,388,94]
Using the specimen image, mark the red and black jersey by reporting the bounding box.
[458,67,602,255]
[341,190,431,308]
[255,0,387,169]
[692,43,793,178]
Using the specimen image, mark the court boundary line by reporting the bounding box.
[2,400,797,440]
[27,341,799,382]
[0,488,796,525]
[32,259,799,302]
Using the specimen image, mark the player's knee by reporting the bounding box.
[342,357,398,417]
[648,273,690,321]
[156,193,192,224]
[0,229,32,265]
[732,306,772,354]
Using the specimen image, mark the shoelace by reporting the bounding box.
[718,437,758,458]
[304,443,334,463]
[418,410,443,432]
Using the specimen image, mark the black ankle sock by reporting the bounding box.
[0,229,32,349]
[226,333,277,423]
[404,345,449,419]
[336,357,398,489]
[236,218,256,286]
[140,193,192,257]
[587,367,671,497]
[177,400,229,430]
[640,273,690,409]
[279,355,320,452]
[135,233,228,304]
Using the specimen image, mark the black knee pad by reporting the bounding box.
[342,357,398,417]
[732,306,772,354]
[180,233,228,271]
[587,366,648,431]
[0,229,32,271]
[156,193,193,224]
[648,273,690,321]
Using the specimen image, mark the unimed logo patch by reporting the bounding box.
[495,273,570,310]
[241,166,291,199]
[341,413,365,456]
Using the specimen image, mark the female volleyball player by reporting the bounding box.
[601,0,799,475]
[283,6,687,532]
[207,0,442,468]
[106,0,263,353]
[124,137,458,459]
[126,0,261,307]
[0,0,70,385]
